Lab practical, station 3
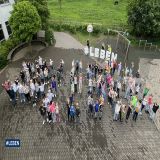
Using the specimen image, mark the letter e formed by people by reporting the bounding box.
[95,48,100,58]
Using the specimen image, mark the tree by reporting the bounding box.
[9,1,41,43]
[128,0,160,37]
[18,0,50,30]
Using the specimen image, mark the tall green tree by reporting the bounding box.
[18,0,50,30]
[128,0,160,37]
[9,1,41,43]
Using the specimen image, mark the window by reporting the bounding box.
[0,24,5,41]
[5,21,12,35]
[0,0,9,4]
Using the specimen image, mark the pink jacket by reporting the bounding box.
[49,103,55,113]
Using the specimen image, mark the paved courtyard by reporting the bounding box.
[0,33,160,160]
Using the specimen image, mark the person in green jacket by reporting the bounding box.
[143,87,149,98]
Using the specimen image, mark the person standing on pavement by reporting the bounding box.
[55,102,60,122]
[139,97,147,115]
[87,95,94,117]
[117,62,122,76]
[146,94,153,113]
[49,101,56,123]
[9,84,17,107]
[117,80,121,99]
[125,104,132,123]
[51,76,57,94]
[75,103,81,123]
[74,74,78,93]
[78,73,83,94]
[66,98,70,121]
[132,100,141,122]
[24,84,31,103]
[94,100,99,119]
[18,83,26,103]
[2,80,12,101]
[79,60,83,73]
[119,104,126,122]
[150,103,159,121]
[39,103,47,125]
[113,101,121,121]
[47,89,54,103]
[70,104,76,122]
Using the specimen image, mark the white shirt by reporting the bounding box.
[30,83,35,91]
[136,85,140,93]
[35,83,39,92]
[61,59,64,64]
[12,83,18,92]
[74,77,78,84]
[44,69,48,77]
[115,103,121,114]
[55,106,59,114]
[43,98,50,108]
[79,76,82,84]
[18,84,24,94]
[71,83,74,93]
[117,82,121,89]
[39,84,45,92]
[47,92,54,102]
[79,61,82,68]
[38,57,42,66]
[88,96,93,105]
[89,79,93,87]
[24,85,29,94]
[72,60,75,67]
[142,99,147,106]
[50,59,53,66]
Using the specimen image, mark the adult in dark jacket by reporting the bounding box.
[39,105,47,124]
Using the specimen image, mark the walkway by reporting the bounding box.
[0,32,160,160]
[54,32,84,49]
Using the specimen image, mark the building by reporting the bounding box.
[0,0,15,42]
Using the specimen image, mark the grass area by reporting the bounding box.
[48,0,128,27]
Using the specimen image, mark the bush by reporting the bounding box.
[49,21,128,36]
[45,28,55,45]
[0,38,18,69]
[0,53,7,69]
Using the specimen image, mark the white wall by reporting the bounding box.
[0,0,14,40]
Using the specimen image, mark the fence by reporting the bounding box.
[95,29,131,65]
[139,40,159,52]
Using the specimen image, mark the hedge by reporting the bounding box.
[0,38,18,69]
[49,20,127,35]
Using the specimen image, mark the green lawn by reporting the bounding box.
[48,0,129,27]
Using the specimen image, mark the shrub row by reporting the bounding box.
[45,27,55,45]
[49,21,127,35]
[0,38,18,69]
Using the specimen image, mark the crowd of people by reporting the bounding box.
[2,50,160,125]
[2,56,64,124]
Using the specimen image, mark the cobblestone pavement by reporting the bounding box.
[139,58,160,130]
[0,46,160,160]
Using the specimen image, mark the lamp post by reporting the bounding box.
[87,24,93,41]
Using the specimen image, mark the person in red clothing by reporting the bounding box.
[146,94,153,113]
[2,80,12,101]
[49,101,56,123]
